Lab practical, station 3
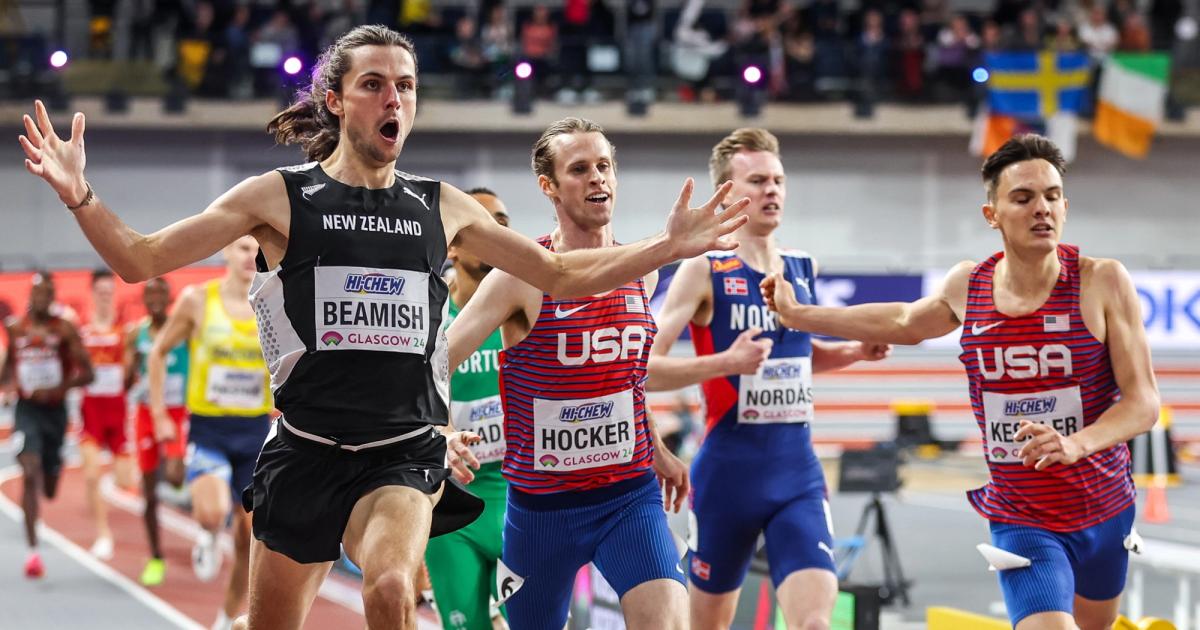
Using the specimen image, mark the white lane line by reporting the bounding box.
[0,465,204,630]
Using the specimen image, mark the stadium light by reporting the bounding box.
[283,56,303,76]
[738,64,766,118]
[49,50,69,69]
[512,61,534,115]
[972,67,990,83]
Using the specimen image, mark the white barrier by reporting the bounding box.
[1127,537,1200,629]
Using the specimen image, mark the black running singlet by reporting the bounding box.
[250,162,450,442]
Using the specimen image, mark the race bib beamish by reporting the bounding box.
[451,395,506,464]
[982,385,1084,463]
[738,357,814,424]
[314,266,430,354]
[204,365,265,409]
[533,389,636,472]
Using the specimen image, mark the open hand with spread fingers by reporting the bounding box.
[665,179,751,258]
[18,100,90,208]
[446,431,483,483]
[1015,420,1085,470]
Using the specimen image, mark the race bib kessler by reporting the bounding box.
[738,357,814,424]
[205,365,265,409]
[314,266,429,354]
[451,395,506,464]
[982,385,1084,463]
[533,390,636,472]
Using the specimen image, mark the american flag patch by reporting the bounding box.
[625,294,644,313]
[723,277,748,296]
[1043,314,1069,332]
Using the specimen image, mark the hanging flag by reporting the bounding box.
[1094,52,1171,159]
[973,52,1089,160]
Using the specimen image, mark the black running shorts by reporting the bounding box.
[242,424,484,564]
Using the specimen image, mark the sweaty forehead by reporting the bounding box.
[729,150,784,179]
[997,159,1063,193]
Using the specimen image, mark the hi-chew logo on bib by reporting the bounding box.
[533,389,636,471]
[315,266,429,354]
[738,357,814,424]
[982,385,1084,462]
[451,395,505,464]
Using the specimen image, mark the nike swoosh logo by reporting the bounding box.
[554,304,588,319]
[971,321,1003,335]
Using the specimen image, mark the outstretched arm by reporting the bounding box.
[811,339,892,373]
[444,180,750,299]
[762,261,973,346]
[19,101,286,282]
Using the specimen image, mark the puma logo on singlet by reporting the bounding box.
[794,277,811,297]
[301,183,325,200]
[403,187,430,211]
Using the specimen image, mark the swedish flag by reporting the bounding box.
[986,52,1090,119]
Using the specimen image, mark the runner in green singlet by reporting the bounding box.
[425,188,512,630]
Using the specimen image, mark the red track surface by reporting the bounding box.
[0,465,365,629]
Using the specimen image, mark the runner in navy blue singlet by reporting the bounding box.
[649,128,890,630]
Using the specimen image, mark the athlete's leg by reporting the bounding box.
[1072,595,1120,630]
[17,452,42,548]
[192,472,232,532]
[342,484,443,630]
[426,530,492,630]
[79,439,113,548]
[594,481,688,630]
[775,570,838,630]
[690,588,741,630]
[142,469,162,558]
[990,521,1075,629]
[764,496,838,630]
[113,451,138,491]
[688,450,763,630]
[620,580,688,630]
[221,505,253,618]
[233,540,333,630]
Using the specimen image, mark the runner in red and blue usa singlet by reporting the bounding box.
[500,236,657,494]
[686,249,834,593]
[960,243,1134,530]
[499,235,684,630]
[961,243,1137,625]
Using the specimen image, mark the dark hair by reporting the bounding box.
[981,134,1066,201]
[91,267,114,285]
[145,276,169,289]
[466,186,498,197]
[267,25,418,162]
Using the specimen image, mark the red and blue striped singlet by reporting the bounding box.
[959,243,1134,532]
[499,236,657,497]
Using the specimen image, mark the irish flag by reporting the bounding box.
[1093,53,1171,158]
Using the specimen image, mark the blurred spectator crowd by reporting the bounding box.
[0,0,1195,107]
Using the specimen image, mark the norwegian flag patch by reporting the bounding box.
[723,277,748,296]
